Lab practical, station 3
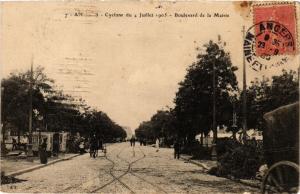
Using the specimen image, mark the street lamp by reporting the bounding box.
[230,95,238,140]
[242,26,248,142]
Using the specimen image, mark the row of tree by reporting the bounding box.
[1,66,126,143]
[135,40,299,145]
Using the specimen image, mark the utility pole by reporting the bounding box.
[1,87,5,149]
[242,26,248,142]
[27,59,34,157]
[212,59,217,143]
[211,54,217,160]
[231,96,238,140]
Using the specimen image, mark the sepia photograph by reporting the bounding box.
[0,1,299,193]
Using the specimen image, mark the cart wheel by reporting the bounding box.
[262,161,299,193]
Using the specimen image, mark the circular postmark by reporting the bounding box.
[243,21,295,71]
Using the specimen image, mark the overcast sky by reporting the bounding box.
[1,2,299,131]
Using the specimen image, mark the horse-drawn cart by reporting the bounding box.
[97,140,107,157]
[89,137,106,158]
[262,102,299,193]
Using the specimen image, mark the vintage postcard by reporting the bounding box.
[1,1,299,193]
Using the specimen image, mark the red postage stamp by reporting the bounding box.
[253,3,297,56]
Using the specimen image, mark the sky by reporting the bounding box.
[1,2,299,131]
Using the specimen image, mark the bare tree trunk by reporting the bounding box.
[17,121,23,143]
[232,131,237,141]
[200,132,203,146]
[2,122,6,143]
[17,128,20,143]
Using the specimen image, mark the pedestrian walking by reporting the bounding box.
[130,136,135,147]
[89,134,97,158]
[156,138,160,152]
[174,139,181,159]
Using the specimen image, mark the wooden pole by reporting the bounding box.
[242,26,248,141]
[213,59,217,143]
[27,58,34,157]
[211,52,217,160]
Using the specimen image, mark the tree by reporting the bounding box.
[269,69,298,107]
[44,91,81,132]
[1,66,53,142]
[1,66,127,143]
[83,110,126,141]
[246,69,299,130]
[135,108,176,145]
[135,121,154,141]
[174,40,238,144]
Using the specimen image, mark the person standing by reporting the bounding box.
[79,141,85,155]
[130,136,135,147]
[90,134,97,158]
[40,138,47,151]
[155,138,160,152]
[22,135,28,153]
[52,136,59,156]
[12,138,17,151]
[174,139,181,159]
[39,138,48,164]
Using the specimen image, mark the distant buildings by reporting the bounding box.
[196,127,263,147]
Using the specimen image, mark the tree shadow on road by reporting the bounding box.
[1,175,27,185]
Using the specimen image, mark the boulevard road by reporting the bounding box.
[1,142,259,193]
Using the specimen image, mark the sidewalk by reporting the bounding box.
[180,154,261,189]
[1,152,80,177]
[180,154,217,171]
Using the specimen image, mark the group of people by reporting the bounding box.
[11,135,29,151]
[83,134,182,159]
[130,137,136,146]
[154,138,182,159]
[129,136,182,159]
[155,138,182,158]
[139,139,146,146]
